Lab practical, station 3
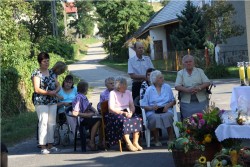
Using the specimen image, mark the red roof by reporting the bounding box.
[65,2,77,14]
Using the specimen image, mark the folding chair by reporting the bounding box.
[100,100,123,152]
[140,100,179,147]
[65,106,87,152]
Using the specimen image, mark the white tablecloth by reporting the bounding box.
[215,124,250,141]
[230,86,250,112]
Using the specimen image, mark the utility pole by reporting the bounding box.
[51,0,58,37]
[60,1,67,36]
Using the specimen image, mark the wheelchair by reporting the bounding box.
[177,81,216,121]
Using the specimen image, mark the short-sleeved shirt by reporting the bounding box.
[72,93,90,121]
[31,69,57,105]
[97,89,110,111]
[175,67,210,103]
[58,86,77,103]
[109,90,133,111]
[128,55,154,82]
[140,83,175,117]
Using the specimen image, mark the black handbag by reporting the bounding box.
[155,107,164,114]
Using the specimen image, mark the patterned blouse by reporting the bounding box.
[140,81,150,100]
[31,69,58,105]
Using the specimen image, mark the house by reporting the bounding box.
[127,0,249,66]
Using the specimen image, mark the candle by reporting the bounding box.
[239,66,245,80]
[247,66,250,79]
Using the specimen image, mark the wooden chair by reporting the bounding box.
[65,106,87,152]
[100,100,123,152]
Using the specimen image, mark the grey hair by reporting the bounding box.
[105,77,115,86]
[134,41,143,49]
[150,70,162,84]
[182,54,194,64]
[114,77,127,91]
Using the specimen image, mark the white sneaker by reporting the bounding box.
[49,147,60,152]
[154,141,162,147]
[41,149,50,154]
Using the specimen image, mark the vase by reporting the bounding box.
[203,141,222,161]
[172,149,202,167]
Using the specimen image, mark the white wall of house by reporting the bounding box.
[149,26,167,60]
[128,47,136,58]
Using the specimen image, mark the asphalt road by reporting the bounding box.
[8,42,241,167]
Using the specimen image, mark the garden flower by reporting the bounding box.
[198,156,206,164]
[215,161,222,167]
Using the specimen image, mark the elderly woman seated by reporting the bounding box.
[140,70,176,146]
[107,77,143,152]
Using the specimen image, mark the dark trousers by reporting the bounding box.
[132,81,142,116]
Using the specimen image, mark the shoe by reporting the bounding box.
[133,143,143,151]
[48,147,60,152]
[126,144,138,152]
[41,149,50,154]
[87,142,98,151]
[154,141,162,147]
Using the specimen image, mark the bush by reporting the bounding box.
[205,64,230,79]
[38,36,75,60]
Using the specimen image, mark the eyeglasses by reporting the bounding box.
[65,81,73,84]
[108,82,114,85]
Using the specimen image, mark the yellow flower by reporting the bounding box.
[198,156,206,164]
[215,161,222,167]
[204,134,212,143]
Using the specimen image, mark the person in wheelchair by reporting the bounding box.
[140,70,176,146]
[71,81,101,151]
[57,75,77,134]
[175,54,210,120]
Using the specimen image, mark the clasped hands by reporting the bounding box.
[122,112,133,118]
[187,86,201,94]
[152,104,169,113]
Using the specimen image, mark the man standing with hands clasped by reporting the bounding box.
[128,41,154,114]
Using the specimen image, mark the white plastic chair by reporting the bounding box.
[140,100,179,147]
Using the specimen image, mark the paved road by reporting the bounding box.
[8,42,240,167]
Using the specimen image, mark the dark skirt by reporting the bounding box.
[106,113,142,146]
[81,117,101,130]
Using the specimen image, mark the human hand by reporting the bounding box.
[126,112,133,118]
[48,90,57,96]
[72,111,79,116]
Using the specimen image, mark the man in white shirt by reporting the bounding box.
[128,41,154,100]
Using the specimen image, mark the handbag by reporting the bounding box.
[155,107,164,114]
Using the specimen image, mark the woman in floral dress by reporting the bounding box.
[107,77,143,152]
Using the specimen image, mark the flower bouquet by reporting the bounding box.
[168,103,224,166]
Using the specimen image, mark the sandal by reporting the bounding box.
[126,144,138,152]
[133,143,143,151]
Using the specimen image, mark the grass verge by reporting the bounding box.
[1,112,38,146]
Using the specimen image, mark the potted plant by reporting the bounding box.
[168,103,224,166]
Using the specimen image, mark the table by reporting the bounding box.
[230,86,250,112]
[215,124,250,142]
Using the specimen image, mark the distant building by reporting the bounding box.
[127,0,249,65]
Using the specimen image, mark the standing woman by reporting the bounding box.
[31,52,60,154]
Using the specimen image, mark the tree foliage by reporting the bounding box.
[170,0,206,51]
[95,0,154,59]
[202,1,245,45]
[69,1,95,38]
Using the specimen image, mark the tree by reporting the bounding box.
[95,0,154,59]
[69,1,95,38]
[170,0,206,51]
[202,1,244,46]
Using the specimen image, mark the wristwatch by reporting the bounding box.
[198,87,202,91]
